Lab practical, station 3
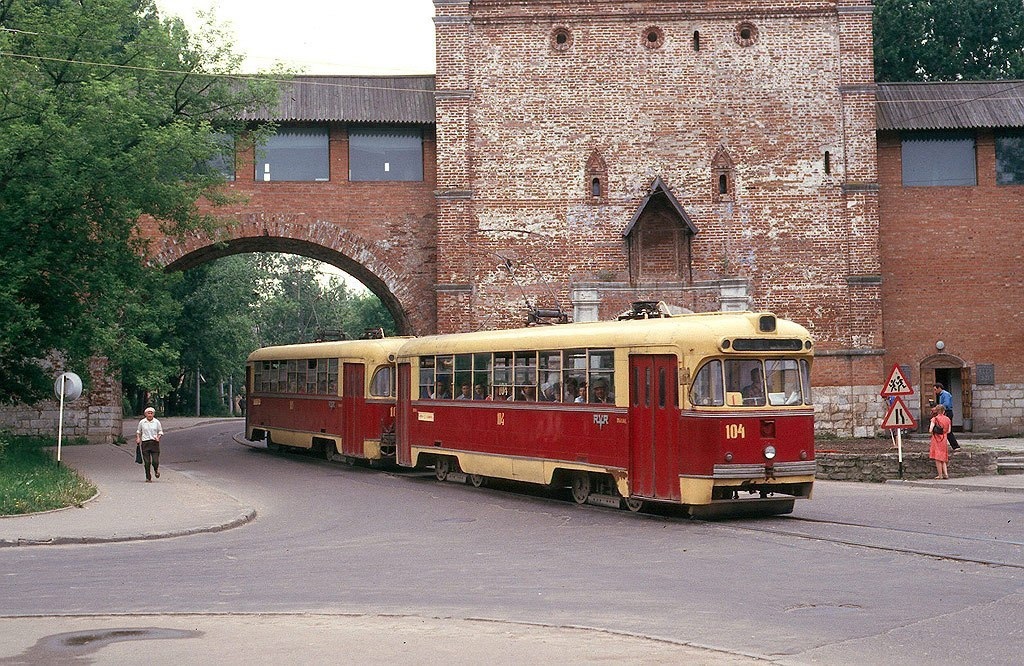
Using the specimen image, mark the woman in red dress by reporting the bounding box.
[929,405,952,479]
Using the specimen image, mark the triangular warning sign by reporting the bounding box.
[880,364,914,397]
[882,396,917,430]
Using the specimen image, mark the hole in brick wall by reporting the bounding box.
[693,31,700,51]
[735,22,759,47]
[592,177,602,197]
[551,26,573,52]
[824,151,832,174]
[642,26,664,50]
[719,174,729,195]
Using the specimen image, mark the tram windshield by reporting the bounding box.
[691,358,810,407]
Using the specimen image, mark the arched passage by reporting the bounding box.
[150,222,436,337]
[919,353,971,432]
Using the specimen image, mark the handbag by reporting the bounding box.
[931,422,944,436]
[135,443,143,464]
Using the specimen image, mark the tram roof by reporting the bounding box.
[396,312,812,357]
[247,337,412,363]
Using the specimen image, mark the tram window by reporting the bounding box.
[588,349,614,403]
[474,353,493,400]
[514,351,538,400]
[800,359,813,405]
[493,352,513,400]
[454,354,473,400]
[632,366,640,406]
[726,360,765,406]
[539,351,561,402]
[765,359,801,406]
[432,355,453,399]
[306,359,318,394]
[658,368,666,408]
[317,360,329,393]
[328,358,339,394]
[563,349,587,403]
[287,360,300,393]
[691,360,724,406]
[370,365,394,397]
[644,367,651,407]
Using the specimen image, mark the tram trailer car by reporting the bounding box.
[396,311,815,517]
[245,338,408,464]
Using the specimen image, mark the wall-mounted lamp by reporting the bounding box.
[936,340,945,350]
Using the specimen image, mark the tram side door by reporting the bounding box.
[396,362,412,467]
[629,355,681,501]
[341,363,364,458]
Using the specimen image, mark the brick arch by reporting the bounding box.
[149,219,431,336]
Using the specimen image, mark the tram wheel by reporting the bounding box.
[266,435,281,452]
[323,442,335,461]
[624,498,644,513]
[468,474,485,488]
[435,457,451,481]
[570,472,591,504]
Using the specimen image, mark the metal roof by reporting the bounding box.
[877,80,1024,131]
[239,75,436,124]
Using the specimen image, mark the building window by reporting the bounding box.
[585,149,608,202]
[349,125,424,182]
[711,145,735,203]
[203,132,236,181]
[996,130,1024,185]
[824,150,831,175]
[901,132,976,186]
[256,126,329,182]
[693,31,700,51]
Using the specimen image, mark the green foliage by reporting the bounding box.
[0,432,96,515]
[0,0,279,403]
[875,0,1024,81]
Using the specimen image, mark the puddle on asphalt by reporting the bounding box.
[1,627,200,664]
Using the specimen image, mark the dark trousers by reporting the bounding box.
[141,439,160,479]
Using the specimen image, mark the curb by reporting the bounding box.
[885,479,1024,494]
[0,508,257,548]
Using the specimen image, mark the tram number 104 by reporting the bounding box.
[725,423,747,440]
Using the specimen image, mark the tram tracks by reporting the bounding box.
[726,515,1024,569]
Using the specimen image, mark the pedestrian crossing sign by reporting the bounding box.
[880,364,914,397]
[882,396,917,430]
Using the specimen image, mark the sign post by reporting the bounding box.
[880,365,915,479]
[53,372,83,463]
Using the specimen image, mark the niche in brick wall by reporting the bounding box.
[623,177,698,286]
[711,146,735,203]
[585,149,608,201]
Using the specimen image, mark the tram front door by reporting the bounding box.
[629,355,681,501]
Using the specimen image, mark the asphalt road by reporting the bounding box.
[2,421,1022,664]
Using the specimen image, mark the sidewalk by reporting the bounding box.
[0,418,255,547]
[2,421,1023,548]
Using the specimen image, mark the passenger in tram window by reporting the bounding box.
[455,383,472,400]
[473,384,488,400]
[518,386,537,401]
[741,368,764,404]
[591,380,613,404]
[432,381,451,400]
[564,378,579,402]
[575,384,587,403]
[540,381,559,402]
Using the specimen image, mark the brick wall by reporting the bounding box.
[878,129,1024,435]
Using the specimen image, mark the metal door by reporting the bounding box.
[342,363,364,457]
[629,355,680,500]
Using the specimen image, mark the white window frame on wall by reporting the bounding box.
[256,125,330,182]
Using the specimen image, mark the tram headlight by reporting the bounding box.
[763,445,777,460]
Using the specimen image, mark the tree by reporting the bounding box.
[875,0,1024,81]
[0,0,278,402]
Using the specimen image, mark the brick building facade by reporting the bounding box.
[434,0,886,435]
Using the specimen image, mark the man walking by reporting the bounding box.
[136,407,164,482]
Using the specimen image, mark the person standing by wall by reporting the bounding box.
[932,382,960,451]
[136,407,164,483]
[929,405,951,479]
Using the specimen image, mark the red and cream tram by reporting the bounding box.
[245,338,407,464]
[395,310,815,516]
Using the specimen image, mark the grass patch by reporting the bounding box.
[0,432,97,516]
